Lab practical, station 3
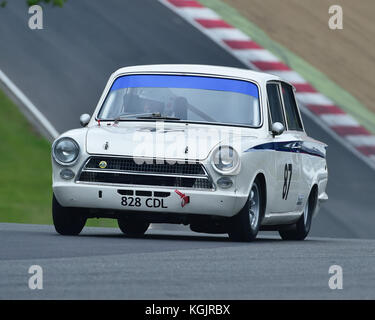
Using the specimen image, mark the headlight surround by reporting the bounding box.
[52,137,80,165]
[211,146,240,174]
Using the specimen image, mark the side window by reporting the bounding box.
[266,83,285,127]
[281,83,303,131]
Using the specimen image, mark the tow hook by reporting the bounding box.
[174,189,190,208]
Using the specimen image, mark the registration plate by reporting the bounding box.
[120,196,168,208]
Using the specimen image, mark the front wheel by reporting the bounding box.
[279,191,314,241]
[52,194,87,235]
[228,179,264,242]
[118,217,150,237]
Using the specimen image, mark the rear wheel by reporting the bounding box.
[228,179,263,242]
[279,191,314,240]
[118,217,150,237]
[52,194,86,235]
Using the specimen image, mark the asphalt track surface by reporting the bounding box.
[0,0,375,299]
[1,223,375,299]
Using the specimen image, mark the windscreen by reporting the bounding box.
[98,74,261,126]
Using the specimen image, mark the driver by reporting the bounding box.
[164,96,188,119]
[122,89,141,114]
[173,96,188,119]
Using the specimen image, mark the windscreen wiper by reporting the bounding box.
[114,112,160,123]
[137,114,180,120]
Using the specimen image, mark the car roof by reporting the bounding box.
[111,64,283,84]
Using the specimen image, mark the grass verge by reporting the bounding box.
[0,89,116,227]
[0,89,53,224]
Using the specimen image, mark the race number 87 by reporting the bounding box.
[282,164,292,200]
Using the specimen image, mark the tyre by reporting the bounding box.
[279,190,315,241]
[52,194,86,235]
[118,217,150,237]
[228,179,264,242]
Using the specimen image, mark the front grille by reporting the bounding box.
[85,157,205,175]
[77,157,213,190]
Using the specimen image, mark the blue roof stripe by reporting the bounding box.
[110,74,259,98]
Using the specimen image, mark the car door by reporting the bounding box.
[267,81,302,213]
[280,82,310,211]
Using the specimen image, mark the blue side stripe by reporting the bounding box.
[246,141,326,159]
[110,74,259,98]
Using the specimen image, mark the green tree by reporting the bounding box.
[0,0,67,7]
[27,0,66,7]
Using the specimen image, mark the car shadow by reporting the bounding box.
[77,231,285,243]
[46,225,328,244]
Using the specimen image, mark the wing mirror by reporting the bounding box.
[271,122,285,136]
[80,114,91,127]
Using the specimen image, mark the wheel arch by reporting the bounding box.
[253,172,267,221]
[309,183,319,217]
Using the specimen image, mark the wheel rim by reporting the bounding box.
[303,198,309,226]
[249,183,260,229]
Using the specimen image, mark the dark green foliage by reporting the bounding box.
[1,0,66,7]
[27,0,67,7]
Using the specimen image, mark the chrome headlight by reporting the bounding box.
[211,146,240,174]
[52,137,80,165]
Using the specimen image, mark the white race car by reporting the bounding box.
[52,64,328,241]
